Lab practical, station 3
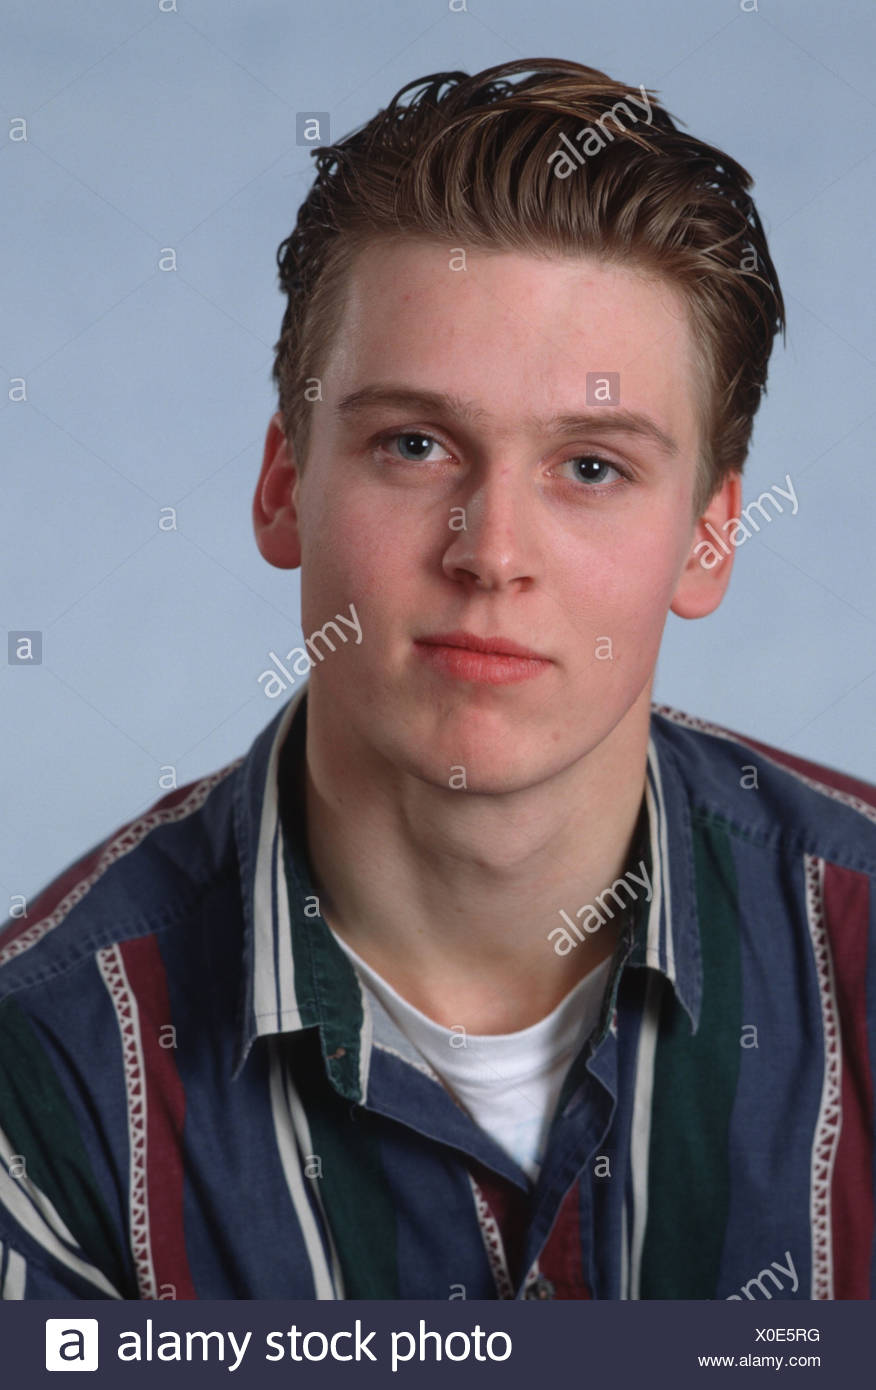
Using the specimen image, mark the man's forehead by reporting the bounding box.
[344,235,684,311]
[323,237,699,453]
[342,237,685,347]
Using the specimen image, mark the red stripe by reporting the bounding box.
[121,936,197,1299]
[0,837,113,953]
[536,1182,592,1299]
[473,1170,593,1298]
[822,862,875,1297]
[471,1165,529,1292]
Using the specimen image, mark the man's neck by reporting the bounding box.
[297,687,652,1035]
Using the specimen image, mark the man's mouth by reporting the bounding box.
[413,631,552,685]
[415,630,550,660]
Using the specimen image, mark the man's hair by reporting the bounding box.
[271,58,785,515]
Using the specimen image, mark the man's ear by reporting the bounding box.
[670,469,743,619]
[252,411,302,569]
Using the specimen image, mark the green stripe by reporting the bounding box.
[282,838,364,1100]
[0,996,130,1291]
[292,1032,400,1297]
[277,713,365,1100]
[639,814,743,1297]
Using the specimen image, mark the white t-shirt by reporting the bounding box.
[327,925,614,1181]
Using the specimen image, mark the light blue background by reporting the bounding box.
[2,0,874,905]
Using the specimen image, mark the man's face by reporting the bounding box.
[283,238,716,793]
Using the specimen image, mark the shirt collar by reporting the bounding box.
[231,682,703,1085]
[231,681,367,1092]
[627,723,703,1034]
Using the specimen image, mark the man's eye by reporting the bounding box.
[560,454,626,486]
[385,431,448,462]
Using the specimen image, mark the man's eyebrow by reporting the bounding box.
[334,385,680,458]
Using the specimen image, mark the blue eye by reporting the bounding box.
[564,455,624,486]
[392,432,442,461]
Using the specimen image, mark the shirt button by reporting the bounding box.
[524,1275,555,1300]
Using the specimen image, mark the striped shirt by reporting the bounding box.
[1,681,874,1300]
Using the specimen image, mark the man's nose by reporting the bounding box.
[440,463,541,592]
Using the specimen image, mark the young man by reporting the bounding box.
[1,59,874,1302]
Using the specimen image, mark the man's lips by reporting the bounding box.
[414,631,551,661]
[412,633,551,686]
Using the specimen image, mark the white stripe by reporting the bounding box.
[357,978,374,1101]
[267,1039,337,1299]
[252,767,281,1028]
[620,748,669,1301]
[642,766,665,973]
[627,971,663,1300]
[619,1197,629,1299]
[804,854,842,1299]
[0,1125,121,1297]
[275,822,300,1029]
[2,1244,26,1299]
[646,741,674,984]
[252,689,307,1032]
[97,946,156,1299]
[281,1061,346,1297]
[0,1122,81,1248]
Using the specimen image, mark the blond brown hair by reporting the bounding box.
[271,58,785,514]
